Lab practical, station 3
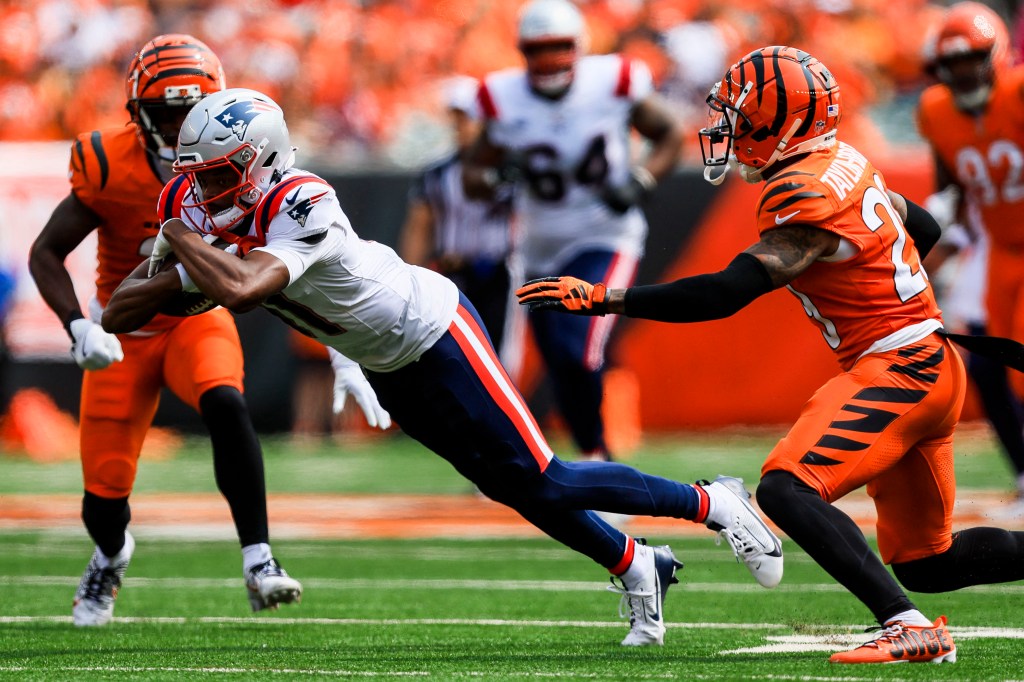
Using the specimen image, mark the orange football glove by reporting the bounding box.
[515,276,608,315]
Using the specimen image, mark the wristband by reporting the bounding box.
[62,310,85,340]
[174,262,197,292]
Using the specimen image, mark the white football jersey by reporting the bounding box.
[480,54,652,273]
[172,169,459,372]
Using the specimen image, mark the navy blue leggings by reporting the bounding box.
[366,294,699,568]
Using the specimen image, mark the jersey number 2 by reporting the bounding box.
[862,176,927,303]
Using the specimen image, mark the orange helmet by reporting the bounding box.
[924,2,1010,111]
[699,46,841,185]
[125,34,226,161]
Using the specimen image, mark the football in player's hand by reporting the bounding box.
[156,240,235,317]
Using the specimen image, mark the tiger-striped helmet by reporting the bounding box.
[125,34,226,161]
[699,46,841,184]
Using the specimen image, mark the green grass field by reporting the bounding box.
[2,429,1023,680]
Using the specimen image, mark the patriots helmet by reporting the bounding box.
[173,88,295,234]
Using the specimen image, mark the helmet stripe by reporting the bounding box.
[749,51,765,105]
[794,58,817,138]
[769,48,787,136]
[160,175,189,222]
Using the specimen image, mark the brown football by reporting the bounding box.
[157,240,234,317]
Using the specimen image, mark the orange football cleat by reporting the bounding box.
[830,616,957,664]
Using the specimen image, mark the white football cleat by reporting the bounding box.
[246,558,303,611]
[72,531,135,627]
[607,540,683,646]
[701,475,783,588]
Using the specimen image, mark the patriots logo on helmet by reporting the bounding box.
[215,99,278,141]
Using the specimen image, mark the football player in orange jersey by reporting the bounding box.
[27,34,382,626]
[519,46,1024,664]
[917,1,1024,515]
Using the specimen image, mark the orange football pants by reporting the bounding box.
[79,308,245,498]
[762,334,967,565]
[985,246,1024,397]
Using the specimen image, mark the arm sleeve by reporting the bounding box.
[622,252,775,323]
[902,196,941,259]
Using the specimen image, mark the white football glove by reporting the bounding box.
[328,348,391,430]
[69,318,124,370]
[147,221,175,277]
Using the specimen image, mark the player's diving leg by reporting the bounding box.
[367,296,778,572]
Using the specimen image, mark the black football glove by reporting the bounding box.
[600,166,657,214]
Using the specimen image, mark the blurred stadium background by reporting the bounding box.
[0,0,1017,446]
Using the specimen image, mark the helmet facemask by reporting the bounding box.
[133,84,207,162]
[934,51,995,112]
[699,81,753,185]
[522,39,578,97]
[176,144,264,233]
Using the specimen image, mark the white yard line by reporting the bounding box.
[3,574,1023,594]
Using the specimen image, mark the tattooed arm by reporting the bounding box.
[595,225,838,322]
[742,225,840,289]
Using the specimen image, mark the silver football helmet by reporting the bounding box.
[517,0,585,96]
[174,88,295,233]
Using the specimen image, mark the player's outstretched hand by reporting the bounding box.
[329,351,391,430]
[69,318,124,370]
[516,276,608,315]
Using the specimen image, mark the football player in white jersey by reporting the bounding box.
[102,88,781,648]
[463,0,683,462]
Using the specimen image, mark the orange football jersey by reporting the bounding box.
[69,126,179,331]
[917,65,1024,251]
[756,142,943,370]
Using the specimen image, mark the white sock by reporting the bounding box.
[95,531,135,569]
[704,483,734,528]
[242,543,273,573]
[886,609,932,627]
[617,542,652,589]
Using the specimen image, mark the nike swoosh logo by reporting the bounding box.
[284,188,302,206]
[775,210,800,225]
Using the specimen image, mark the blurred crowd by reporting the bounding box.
[1,0,1020,167]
